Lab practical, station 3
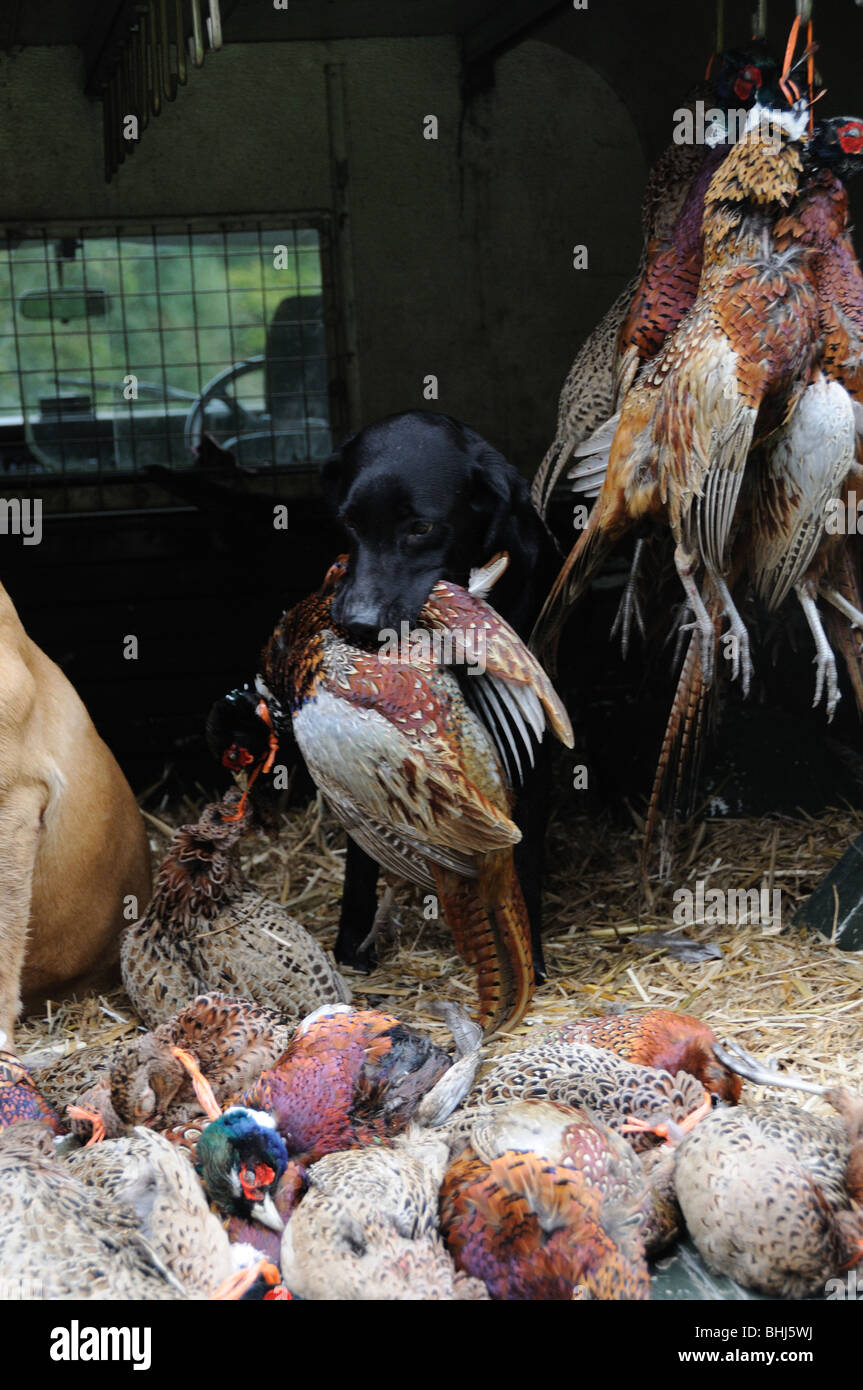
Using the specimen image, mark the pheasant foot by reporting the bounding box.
[715,577,753,697]
[820,585,863,631]
[796,584,841,720]
[673,548,715,684]
[610,538,647,657]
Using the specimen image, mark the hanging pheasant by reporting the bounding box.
[532,42,779,523]
[258,555,572,1033]
[532,101,820,683]
[642,114,863,854]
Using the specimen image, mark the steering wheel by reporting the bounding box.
[183,356,266,456]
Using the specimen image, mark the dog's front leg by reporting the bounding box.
[0,783,44,1043]
[334,836,381,972]
[512,739,553,983]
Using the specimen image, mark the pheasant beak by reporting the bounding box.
[251,1192,285,1233]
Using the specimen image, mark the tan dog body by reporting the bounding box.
[0,582,151,1039]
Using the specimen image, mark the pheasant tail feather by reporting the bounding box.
[433,862,535,1036]
[642,599,721,871]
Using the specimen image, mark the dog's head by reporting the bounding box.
[321,410,550,641]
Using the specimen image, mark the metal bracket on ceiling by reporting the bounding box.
[87,0,223,183]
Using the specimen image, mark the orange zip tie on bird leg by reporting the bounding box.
[170,1045,222,1120]
[221,697,280,822]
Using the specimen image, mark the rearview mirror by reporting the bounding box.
[19,288,110,321]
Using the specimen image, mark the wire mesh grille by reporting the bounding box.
[0,218,338,489]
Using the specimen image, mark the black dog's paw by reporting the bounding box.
[334,939,378,974]
[532,953,548,986]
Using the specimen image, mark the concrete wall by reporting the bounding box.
[0,37,646,474]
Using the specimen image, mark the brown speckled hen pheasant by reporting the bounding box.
[462,1037,712,1155]
[280,1129,488,1300]
[674,1090,863,1298]
[0,1122,184,1300]
[66,1125,236,1299]
[259,556,572,1034]
[532,44,779,520]
[533,103,819,682]
[121,795,348,1029]
[440,1099,653,1300]
[537,1008,742,1104]
[34,993,289,1142]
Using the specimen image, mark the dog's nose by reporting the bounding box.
[344,618,381,648]
[338,604,383,647]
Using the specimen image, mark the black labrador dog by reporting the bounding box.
[321,409,562,978]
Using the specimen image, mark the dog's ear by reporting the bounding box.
[465,429,551,567]
[319,431,358,509]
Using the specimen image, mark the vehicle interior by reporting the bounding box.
[2,0,863,801]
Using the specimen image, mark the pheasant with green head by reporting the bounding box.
[195,1106,288,1233]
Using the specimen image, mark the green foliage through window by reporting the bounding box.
[0,222,332,478]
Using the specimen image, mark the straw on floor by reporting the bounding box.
[17,793,863,1113]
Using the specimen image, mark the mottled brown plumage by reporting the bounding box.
[35,993,290,1141]
[674,1091,863,1297]
[66,1126,234,1298]
[537,1009,742,1104]
[0,1122,184,1300]
[281,1130,488,1300]
[121,797,348,1029]
[440,1100,652,1299]
[464,1037,711,1155]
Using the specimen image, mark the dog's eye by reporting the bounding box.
[409,520,434,537]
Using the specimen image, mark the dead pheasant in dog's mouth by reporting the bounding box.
[258,554,572,1034]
